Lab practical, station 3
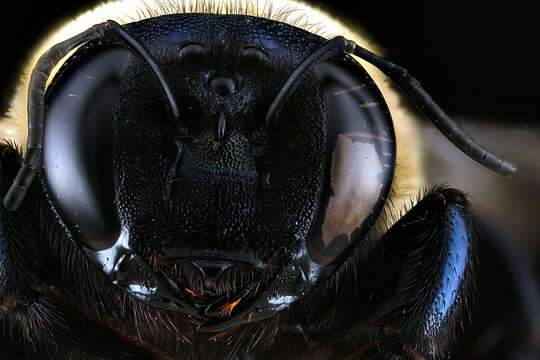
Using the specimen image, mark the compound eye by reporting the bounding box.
[309,134,393,265]
[43,46,129,251]
[178,42,205,57]
[306,61,396,265]
[241,46,269,62]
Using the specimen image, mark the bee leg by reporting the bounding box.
[364,186,476,359]
[0,143,168,360]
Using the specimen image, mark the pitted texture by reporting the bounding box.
[113,14,328,262]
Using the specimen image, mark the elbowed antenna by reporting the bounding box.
[3,23,108,211]
[344,38,516,177]
[105,21,180,121]
[265,35,516,178]
[3,20,181,211]
[265,37,348,126]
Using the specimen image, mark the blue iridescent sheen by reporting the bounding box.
[426,204,471,334]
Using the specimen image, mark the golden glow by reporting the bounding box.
[185,288,206,299]
[0,0,425,224]
[219,297,242,316]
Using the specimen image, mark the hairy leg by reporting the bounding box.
[359,187,477,359]
[0,143,168,360]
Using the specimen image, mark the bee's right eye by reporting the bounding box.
[43,45,128,251]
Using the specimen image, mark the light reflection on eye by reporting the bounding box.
[307,129,394,266]
[321,133,383,247]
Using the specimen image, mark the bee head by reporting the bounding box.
[35,14,395,330]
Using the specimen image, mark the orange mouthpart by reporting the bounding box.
[219,298,242,317]
[185,288,206,299]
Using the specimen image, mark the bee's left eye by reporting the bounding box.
[305,60,396,265]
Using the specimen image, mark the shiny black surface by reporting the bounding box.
[43,46,128,250]
[308,60,395,265]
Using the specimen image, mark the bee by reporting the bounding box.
[0,1,536,359]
